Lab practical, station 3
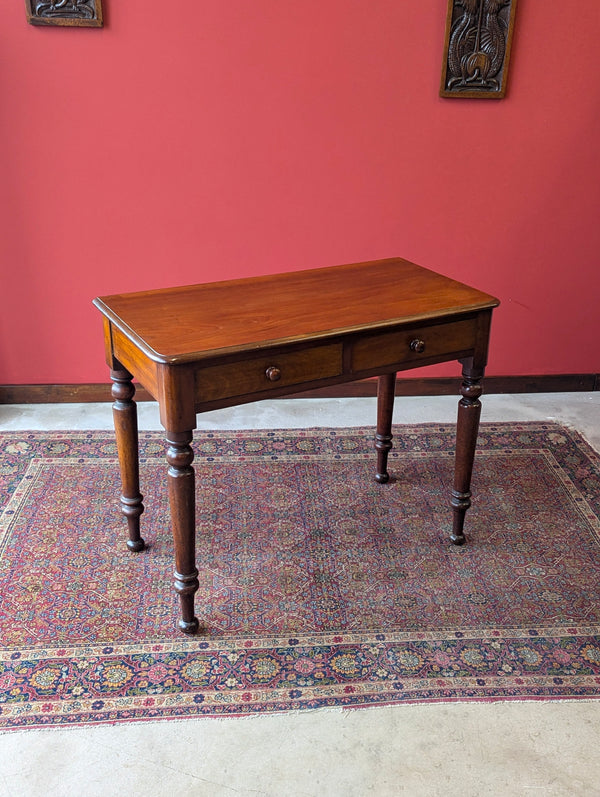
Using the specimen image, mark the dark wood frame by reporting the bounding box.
[25,0,103,27]
[440,0,517,99]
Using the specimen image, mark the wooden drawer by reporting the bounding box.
[195,343,343,403]
[351,317,477,373]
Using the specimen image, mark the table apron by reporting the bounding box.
[108,313,487,419]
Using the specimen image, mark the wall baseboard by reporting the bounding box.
[0,374,597,404]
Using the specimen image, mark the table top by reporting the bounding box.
[93,257,499,364]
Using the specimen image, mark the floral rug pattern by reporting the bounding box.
[0,423,599,729]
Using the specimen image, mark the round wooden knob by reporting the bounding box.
[409,339,426,353]
[265,366,282,382]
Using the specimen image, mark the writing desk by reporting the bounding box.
[93,257,499,633]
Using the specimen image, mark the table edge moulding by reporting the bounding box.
[93,257,500,634]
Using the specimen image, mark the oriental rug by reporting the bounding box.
[0,423,599,730]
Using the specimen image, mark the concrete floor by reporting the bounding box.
[0,393,599,797]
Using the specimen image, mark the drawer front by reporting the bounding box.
[351,317,477,373]
[195,344,343,403]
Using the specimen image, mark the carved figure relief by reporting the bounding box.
[440,0,517,98]
[25,0,103,27]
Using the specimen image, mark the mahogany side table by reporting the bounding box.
[93,257,499,633]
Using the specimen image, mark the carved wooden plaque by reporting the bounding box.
[440,0,517,99]
[25,0,103,27]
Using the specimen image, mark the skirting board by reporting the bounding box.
[0,374,598,404]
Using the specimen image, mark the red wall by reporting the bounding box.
[1,1,599,384]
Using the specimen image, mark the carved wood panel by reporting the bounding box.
[25,0,103,27]
[440,0,517,99]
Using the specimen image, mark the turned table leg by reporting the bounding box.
[375,372,396,483]
[451,360,484,545]
[166,430,200,634]
[111,368,145,552]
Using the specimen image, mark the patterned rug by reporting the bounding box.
[1,423,599,730]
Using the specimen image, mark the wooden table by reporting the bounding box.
[93,257,499,633]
